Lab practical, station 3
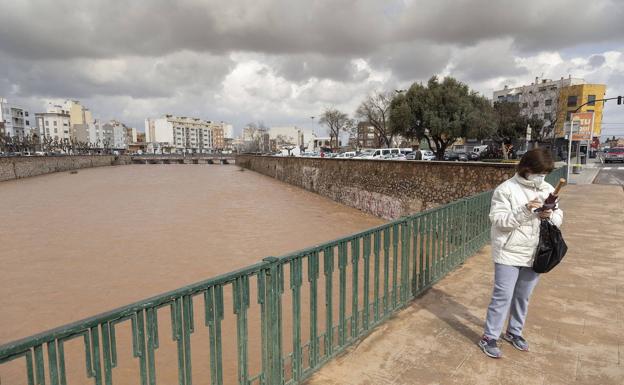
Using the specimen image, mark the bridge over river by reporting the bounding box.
[130,154,236,164]
[2,165,621,384]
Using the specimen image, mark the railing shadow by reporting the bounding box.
[420,287,483,343]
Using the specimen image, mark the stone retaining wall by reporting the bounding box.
[0,155,126,182]
[237,155,516,219]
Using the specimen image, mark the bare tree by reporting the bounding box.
[355,91,394,148]
[318,108,352,148]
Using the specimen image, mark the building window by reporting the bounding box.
[26,120,30,126]
[567,95,577,107]
[54,121,57,126]
[588,95,596,106]
[497,95,504,100]
[45,120,49,126]
[522,102,528,108]
[54,127,58,134]
[533,101,539,107]
[545,99,552,106]
[543,113,552,121]
[25,112,29,117]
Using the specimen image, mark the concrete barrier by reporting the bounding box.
[237,155,517,219]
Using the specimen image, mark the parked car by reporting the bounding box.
[405,151,419,160]
[354,149,375,159]
[443,151,460,161]
[421,150,436,161]
[382,153,406,160]
[467,152,480,161]
[604,147,624,163]
[405,150,436,161]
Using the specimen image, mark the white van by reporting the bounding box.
[472,145,488,155]
[369,148,410,159]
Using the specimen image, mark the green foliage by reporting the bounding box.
[389,76,496,159]
[492,100,527,142]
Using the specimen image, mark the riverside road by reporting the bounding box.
[593,162,624,185]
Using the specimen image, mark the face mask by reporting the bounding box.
[527,174,546,187]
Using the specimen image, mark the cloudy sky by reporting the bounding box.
[1,0,624,137]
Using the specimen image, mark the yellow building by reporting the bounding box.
[555,84,606,138]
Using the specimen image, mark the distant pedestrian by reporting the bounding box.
[415,148,423,160]
[478,148,564,358]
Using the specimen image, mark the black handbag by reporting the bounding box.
[533,219,568,273]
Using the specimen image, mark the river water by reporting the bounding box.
[0,164,384,384]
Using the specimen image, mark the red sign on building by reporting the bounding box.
[571,112,594,141]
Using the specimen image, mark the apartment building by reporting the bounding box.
[0,98,34,138]
[35,104,71,141]
[356,122,379,148]
[145,115,214,153]
[493,76,606,139]
[211,123,225,150]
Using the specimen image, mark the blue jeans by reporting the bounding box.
[484,263,540,340]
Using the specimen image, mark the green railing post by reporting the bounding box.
[461,199,468,262]
[262,257,283,385]
[307,251,320,369]
[289,257,302,382]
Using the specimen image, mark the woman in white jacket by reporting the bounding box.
[478,148,563,358]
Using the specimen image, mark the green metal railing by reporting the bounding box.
[0,167,566,385]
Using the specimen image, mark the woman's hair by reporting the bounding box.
[517,148,555,178]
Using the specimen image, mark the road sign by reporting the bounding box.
[571,112,594,141]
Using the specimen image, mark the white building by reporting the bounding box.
[145,115,214,154]
[36,103,72,141]
[106,120,129,150]
[0,98,35,138]
[493,76,586,127]
[223,123,234,139]
[269,126,316,151]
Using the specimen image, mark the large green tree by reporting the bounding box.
[389,76,495,159]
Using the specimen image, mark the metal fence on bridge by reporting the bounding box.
[0,167,566,385]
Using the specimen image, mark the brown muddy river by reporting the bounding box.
[0,164,384,384]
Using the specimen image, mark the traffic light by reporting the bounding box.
[618,95,623,105]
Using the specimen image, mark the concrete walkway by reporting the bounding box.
[305,185,624,385]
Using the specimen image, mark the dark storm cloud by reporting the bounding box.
[270,54,358,82]
[450,39,528,81]
[367,41,453,82]
[0,0,389,60]
[588,55,607,69]
[0,51,234,99]
[395,0,624,53]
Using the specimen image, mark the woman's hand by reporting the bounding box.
[526,199,541,212]
[539,209,553,219]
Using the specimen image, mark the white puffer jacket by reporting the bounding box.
[489,174,564,267]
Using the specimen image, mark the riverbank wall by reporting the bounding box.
[0,155,132,182]
[237,155,517,219]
